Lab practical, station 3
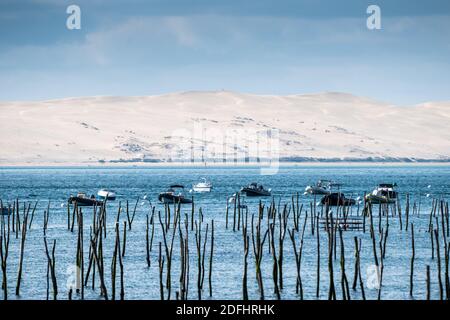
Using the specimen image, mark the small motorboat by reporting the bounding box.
[241,182,271,197]
[192,178,212,193]
[305,180,340,195]
[97,189,117,200]
[365,183,398,204]
[69,193,104,207]
[320,193,355,206]
[158,185,193,204]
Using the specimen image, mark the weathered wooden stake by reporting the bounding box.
[122,221,127,257]
[339,227,350,300]
[315,215,320,298]
[410,223,415,296]
[269,223,280,300]
[15,203,29,296]
[43,237,58,300]
[434,228,443,300]
[0,213,11,300]
[208,220,214,297]
[158,242,165,300]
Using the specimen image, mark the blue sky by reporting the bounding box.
[0,0,449,104]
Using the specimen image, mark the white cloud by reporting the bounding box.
[3,13,449,68]
[1,13,449,102]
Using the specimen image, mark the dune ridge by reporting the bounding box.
[0,91,449,165]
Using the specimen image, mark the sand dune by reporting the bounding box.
[0,91,449,165]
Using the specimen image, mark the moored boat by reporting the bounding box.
[192,178,212,193]
[241,182,271,197]
[69,192,104,207]
[365,183,398,204]
[97,189,117,200]
[320,192,355,206]
[305,180,341,195]
[158,185,193,204]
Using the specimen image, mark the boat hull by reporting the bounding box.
[158,193,193,204]
[69,197,103,207]
[321,194,355,206]
[98,195,116,200]
[241,188,271,197]
[192,186,212,193]
[365,195,396,204]
[97,190,116,200]
[305,186,331,195]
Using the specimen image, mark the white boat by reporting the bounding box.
[305,180,334,195]
[365,183,398,204]
[97,189,116,200]
[192,178,212,192]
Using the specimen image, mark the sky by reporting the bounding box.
[0,0,449,105]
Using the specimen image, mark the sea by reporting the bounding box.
[0,165,449,300]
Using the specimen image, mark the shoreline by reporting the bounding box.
[1,161,450,169]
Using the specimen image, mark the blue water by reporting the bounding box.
[0,166,449,300]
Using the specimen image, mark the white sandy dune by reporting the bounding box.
[0,91,449,165]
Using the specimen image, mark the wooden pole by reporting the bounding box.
[251,208,268,300]
[126,197,139,230]
[122,221,127,257]
[397,197,403,231]
[431,223,435,259]
[269,223,280,300]
[233,194,237,232]
[15,203,29,296]
[146,214,151,267]
[67,201,71,230]
[356,238,366,300]
[0,213,11,300]
[28,201,37,230]
[278,205,288,291]
[316,215,320,298]
[326,208,336,300]
[208,220,214,297]
[111,222,118,300]
[43,238,58,300]
[158,242,165,300]
[352,236,359,290]
[225,201,229,230]
[243,234,249,300]
[117,223,125,300]
[410,223,415,296]
[434,228,443,300]
[90,235,108,300]
[339,227,350,300]
[242,208,249,300]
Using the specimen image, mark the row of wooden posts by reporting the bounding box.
[0,193,449,300]
[227,193,449,300]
